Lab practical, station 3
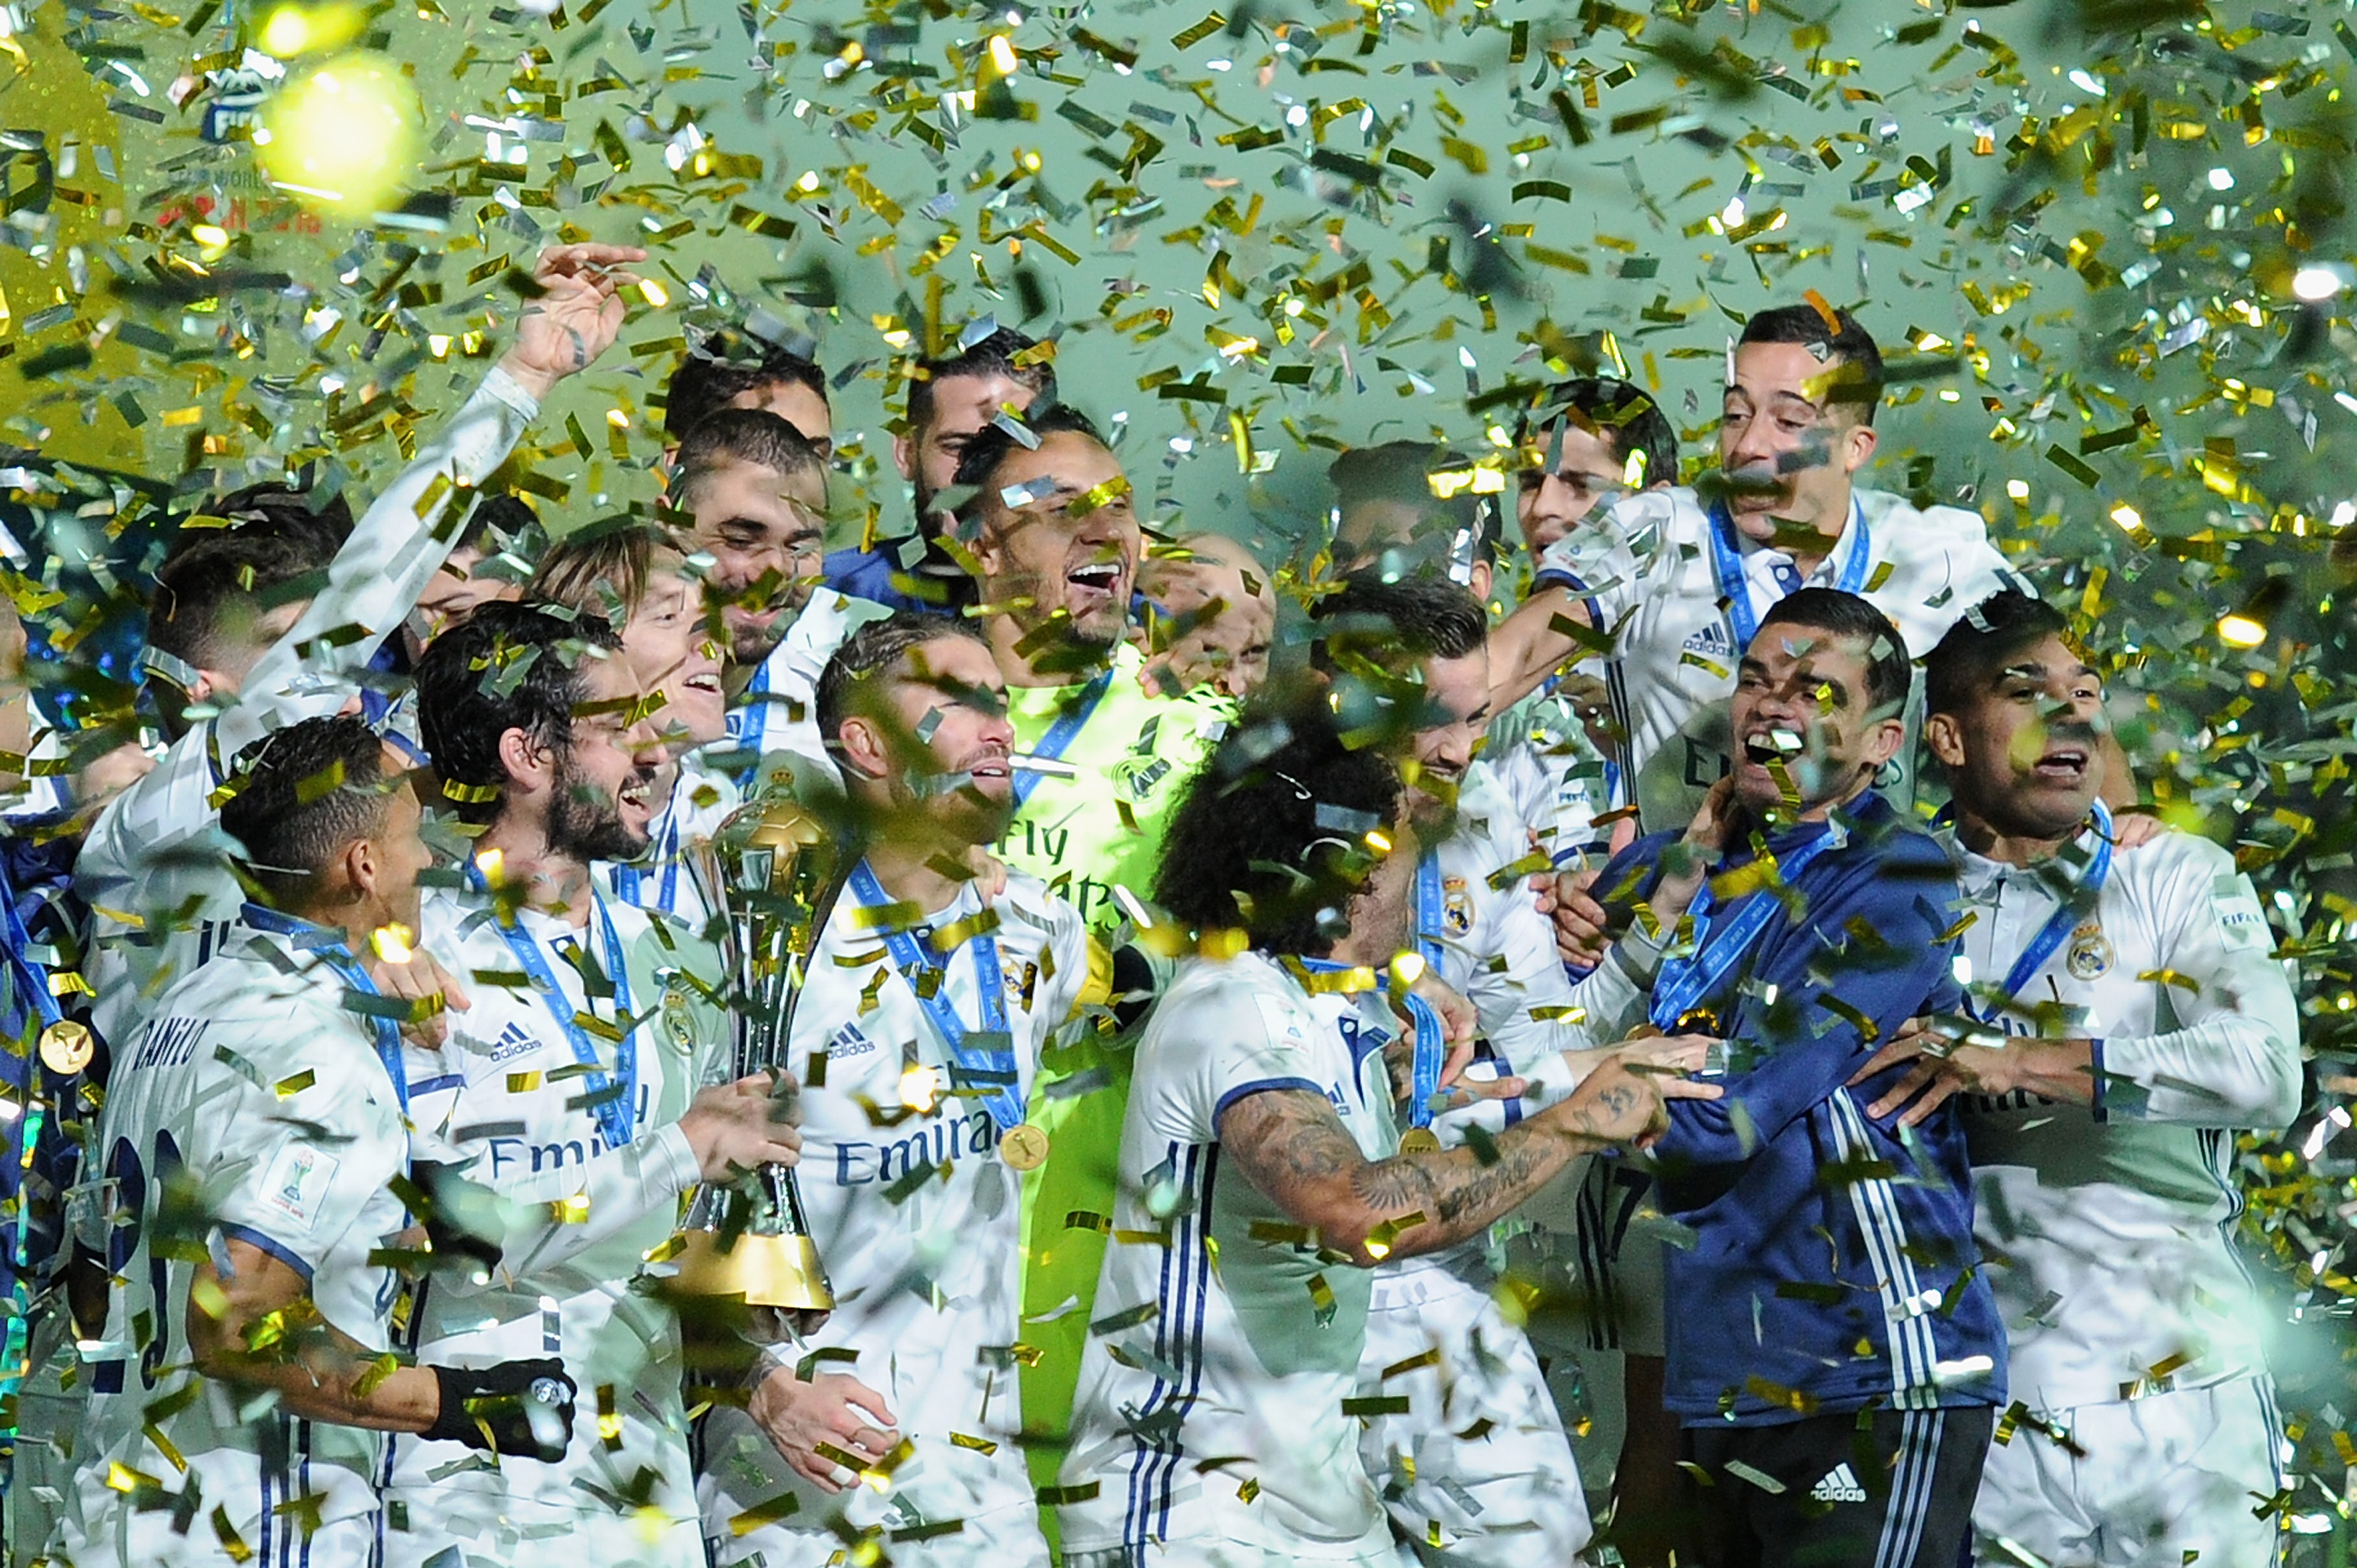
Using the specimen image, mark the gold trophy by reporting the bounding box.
[669,793,838,1332]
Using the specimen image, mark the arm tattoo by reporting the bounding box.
[1219,1088,1580,1259]
[1220,1089,1363,1204]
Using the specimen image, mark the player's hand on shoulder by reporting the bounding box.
[1551,1055,1673,1149]
[1611,1031,1721,1083]
[2109,807,2165,852]
[750,1363,899,1494]
[679,1072,804,1182]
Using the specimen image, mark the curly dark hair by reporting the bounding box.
[414,599,621,824]
[1153,690,1404,958]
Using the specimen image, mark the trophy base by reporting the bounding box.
[670,1228,836,1313]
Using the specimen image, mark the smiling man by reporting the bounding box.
[700,613,1089,1568]
[671,408,891,788]
[531,524,735,930]
[1485,304,2021,837]
[947,405,1232,1523]
[825,325,1058,614]
[387,601,804,1568]
[1582,588,2005,1568]
[1856,591,2298,1568]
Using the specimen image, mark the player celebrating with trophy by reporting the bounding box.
[698,612,1093,1566]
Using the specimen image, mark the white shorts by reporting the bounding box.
[378,1490,705,1568]
[1357,1262,1592,1567]
[1065,1528,1397,1568]
[695,1405,1047,1568]
[1972,1376,2284,1568]
[55,1502,380,1568]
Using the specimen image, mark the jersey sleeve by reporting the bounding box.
[1923,504,2021,643]
[83,368,538,877]
[1148,965,1329,1145]
[1649,844,1963,1178]
[433,1123,702,1288]
[215,366,539,763]
[2096,839,2302,1129]
[1531,488,1662,630]
[202,1017,408,1280]
[1036,895,1094,1032]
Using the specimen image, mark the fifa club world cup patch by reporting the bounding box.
[2066,921,2114,981]
[1442,876,1475,938]
[260,1143,339,1228]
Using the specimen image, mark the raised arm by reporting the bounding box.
[1486,582,1598,716]
[1215,1057,1684,1267]
[218,242,646,760]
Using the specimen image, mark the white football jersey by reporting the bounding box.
[728,588,893,792]
[1483,683,1621,870]
[384,875,727,1548]
[1424,765,1589,1080]
[77,368,539,1050]
[70,916,411,1559]
[1058,951,1397,1560]
[602,752,741,934]
[698,871,1087,1558]
[1385,766,1604,1303]
[1951,824,2301,1413]
[1537,484,2014,832]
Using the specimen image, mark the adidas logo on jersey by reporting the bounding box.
[489,1020,541,1064]
[828,1022,877,1060]
[1682,621,1733,658]
[1809,1463,1868,1504]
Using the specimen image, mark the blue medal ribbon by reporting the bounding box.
[0,861,64,1038]
[1985,800,2115,1010]
[1011,667,1115,809]
[846,862,1024,1133]
[237,903,410,1112]
[613,802,684,917]
[729,658,773,758]
[467,863,639,1150]
[1707,495,1871,654]
[1648,822,1845,1035]
[1406,855,1449,1130]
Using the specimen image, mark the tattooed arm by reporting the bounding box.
[1215,1057,1688,1268]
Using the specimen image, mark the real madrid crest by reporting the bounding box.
[662,983,698,1053]
[1442,876,1475,939]
[2065,921,2113,981]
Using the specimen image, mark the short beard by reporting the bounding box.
[881,767,1013,850]
[547,753,652,864]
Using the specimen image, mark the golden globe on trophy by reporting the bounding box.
[668,792,838,1334]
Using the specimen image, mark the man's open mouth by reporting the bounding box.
[1068,562,1124,595]
[1742,727,1804,766]
[2032,746,2088,782]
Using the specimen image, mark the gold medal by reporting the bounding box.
[39,1020,94,1075]
[1398,1127,1442,1156]
[999,1123,1051,1171]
